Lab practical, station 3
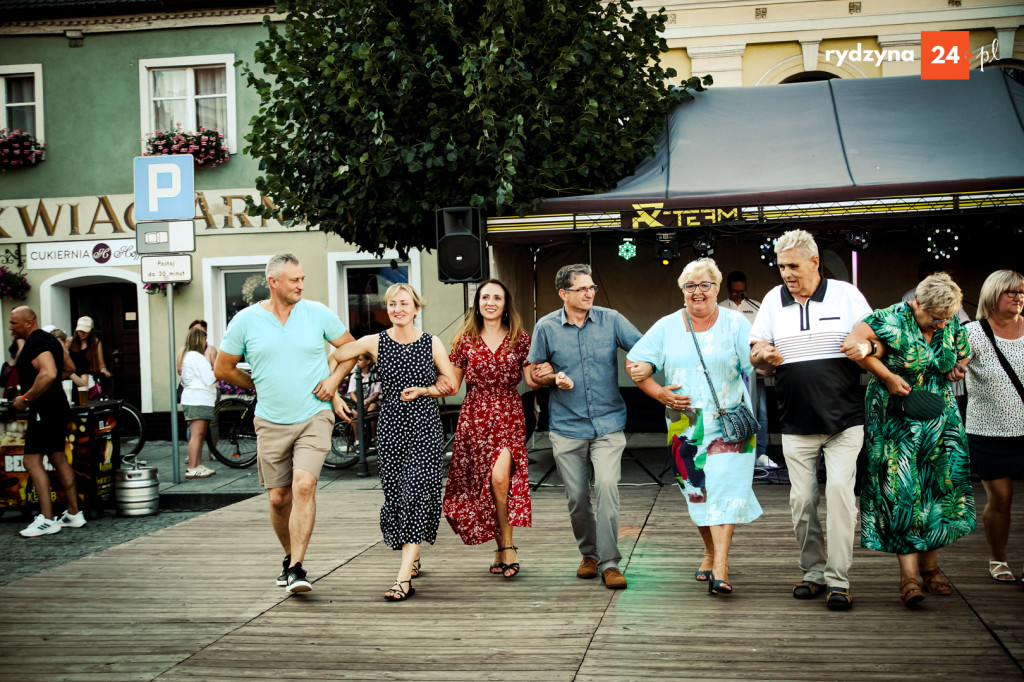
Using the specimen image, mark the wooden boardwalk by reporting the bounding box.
[1,481,1022,681]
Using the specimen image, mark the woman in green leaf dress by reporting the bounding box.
[841,273,975,606]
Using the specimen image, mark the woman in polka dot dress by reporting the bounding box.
[330,283,457,601]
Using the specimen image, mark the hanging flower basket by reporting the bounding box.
[0,266,31,300]
[143,281,190,296]
[142,125,230,169]
[0,128,46,171]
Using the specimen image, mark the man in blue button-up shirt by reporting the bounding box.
[528,264,642,589]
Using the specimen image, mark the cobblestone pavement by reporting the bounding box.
[0,508,205,586]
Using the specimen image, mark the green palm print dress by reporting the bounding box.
[860,302,975,554]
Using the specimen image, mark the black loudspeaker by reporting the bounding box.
[436,206,488,283]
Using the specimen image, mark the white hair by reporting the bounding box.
[677,258,722,291]
[774,229,818,259]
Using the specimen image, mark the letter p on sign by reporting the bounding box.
[133,155,196,221]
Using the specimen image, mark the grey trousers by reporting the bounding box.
[782,426,863,590]
[550,430,626,573]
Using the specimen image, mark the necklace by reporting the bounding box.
[687,306,718,332]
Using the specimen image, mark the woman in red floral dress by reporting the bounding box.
[445,279,537,577]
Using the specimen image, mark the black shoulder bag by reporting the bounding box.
[684,307,759,443]
[980,318,1024,405]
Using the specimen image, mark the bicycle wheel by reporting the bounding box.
[207,398,258,468]
[324,419,359,470]
[117,402,146,457]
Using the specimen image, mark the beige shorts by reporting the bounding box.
[253,410,334,489]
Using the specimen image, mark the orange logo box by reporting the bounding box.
[921,31,970,80]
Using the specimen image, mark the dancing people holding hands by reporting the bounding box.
[627,258,762,595]
[963,270,1024,584]
[444,279,537,578]
[330,283,457,601]
[842,272,975,606]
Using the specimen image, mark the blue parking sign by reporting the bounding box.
[133,155,196,221]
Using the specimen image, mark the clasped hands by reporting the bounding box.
[532,362,574,390]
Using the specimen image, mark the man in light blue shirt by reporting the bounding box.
[528,264,642,590]
[216,254,355,594]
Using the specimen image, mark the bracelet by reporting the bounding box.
[869,340,878,356]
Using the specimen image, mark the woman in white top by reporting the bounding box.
[181,326,218,479]
[965,269,1024,583]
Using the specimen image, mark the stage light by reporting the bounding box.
[692,232,716,258]
[925,226,960,261]
[618,238,637,260]
[759,235,778,267]
[845,228,869,252]
[657,244,678,266]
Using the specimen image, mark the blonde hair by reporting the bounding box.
[774,229,819,259]
[384,282,424,308]
[451,278,524,351]
[915,272,962,317]
[677,257,723,291]
[977,269,1024,319]
[185,326,207,354]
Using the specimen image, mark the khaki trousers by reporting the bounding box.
[782,426,863,589]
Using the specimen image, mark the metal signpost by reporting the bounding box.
[133,155,197,484]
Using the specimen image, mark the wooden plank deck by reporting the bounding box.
[1,481,1021,681]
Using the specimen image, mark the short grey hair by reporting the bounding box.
[266,253,300,280]
[976,269,1023,319]
[677,257,723,291]
[555,264,592,291]
[774,229,819,259]
[915,272,962,317]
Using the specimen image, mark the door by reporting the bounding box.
[344,260,410,337]
[70,283,141,407]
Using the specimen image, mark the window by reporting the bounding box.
[0,64,43,139]
[344,260,411,337]
[223,269,270,328]
[139,55,236,153]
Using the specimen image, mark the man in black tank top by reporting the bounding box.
[10,306,83,537]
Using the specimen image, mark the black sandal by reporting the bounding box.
[501,546,520,579]
[489,550,506,575]
[384,580,415,601]
[411,558,421,579]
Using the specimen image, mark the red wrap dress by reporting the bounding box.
[443,332,532,545]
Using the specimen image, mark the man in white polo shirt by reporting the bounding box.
[215,254,355,594]
[748,229,871,611]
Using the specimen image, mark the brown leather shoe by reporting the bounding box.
[577,557,599,579]
[602,567,627,589]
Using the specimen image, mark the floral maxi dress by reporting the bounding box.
[376,331,444,549]
[859,303,975,554]
[443,332,532,545]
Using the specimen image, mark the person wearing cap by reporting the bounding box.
[68,316,110,396]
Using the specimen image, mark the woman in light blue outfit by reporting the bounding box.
[628,258,761,595]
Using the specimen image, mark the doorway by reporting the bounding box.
[69,283,141,407]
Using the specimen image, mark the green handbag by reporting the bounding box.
[900,390,944,420]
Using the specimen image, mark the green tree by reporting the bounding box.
[242,0,709,254]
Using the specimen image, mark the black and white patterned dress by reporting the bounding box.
[376,330,444,548]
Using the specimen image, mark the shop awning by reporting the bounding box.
[488,68,1024,242]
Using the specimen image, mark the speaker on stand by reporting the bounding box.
[436,207,488,284]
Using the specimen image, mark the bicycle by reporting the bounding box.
[325,398,372,470]
[205,394,258,468]
[94,375,147,458]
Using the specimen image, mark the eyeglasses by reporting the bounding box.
[682,281,717,293]
[926,312,953,327]
[1003,290,1024,299]
[565,286,598,294]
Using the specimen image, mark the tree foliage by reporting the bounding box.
[242,0,709,255]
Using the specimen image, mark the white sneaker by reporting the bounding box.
[59,510,87,528]
[186,465,216,479]
[20,514,62,537]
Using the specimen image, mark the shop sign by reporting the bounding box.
[26,239,140,270]
[0,189,291,244]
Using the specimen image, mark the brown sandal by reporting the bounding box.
[920,567,952,595]
[900,578,925,606]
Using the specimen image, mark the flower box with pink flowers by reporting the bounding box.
[0,128,46,171]
[142,125,230,169]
